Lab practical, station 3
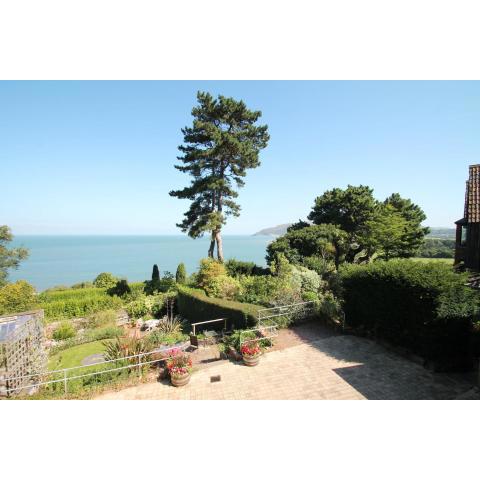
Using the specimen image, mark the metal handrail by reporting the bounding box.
[191,318,227,335]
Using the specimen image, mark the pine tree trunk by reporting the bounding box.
[208,231,215,258]
[215,230,224,262]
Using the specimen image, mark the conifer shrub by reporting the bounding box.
[176,263,187,284]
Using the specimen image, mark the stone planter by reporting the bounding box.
[242,353,260,367]
[170,372,191,387]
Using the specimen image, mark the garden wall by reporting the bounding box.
[177,286,260,330]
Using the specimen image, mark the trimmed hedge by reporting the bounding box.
[40,295,123,322]
[340,260,479,370]
[177,286,260,330]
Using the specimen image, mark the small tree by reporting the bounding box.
[152,264,160,282]
[93,272,118,289]
[0,226,29,287]
[0,280,37,315]
[176,263,187,284]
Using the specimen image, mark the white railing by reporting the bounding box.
[257,301,315,321]
[5,342,194,396]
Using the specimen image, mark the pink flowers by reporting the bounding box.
[166,350,192,378]
[241,342,261,357]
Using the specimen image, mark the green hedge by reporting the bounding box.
[177,286,260,330]
[39,287,107,303]
[340,260,479,370]
[40,295,123,322]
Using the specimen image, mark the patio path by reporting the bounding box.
[95,327,479,400]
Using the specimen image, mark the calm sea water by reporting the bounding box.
[9,235,272,291]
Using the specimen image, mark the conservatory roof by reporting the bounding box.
[0,314,31,343]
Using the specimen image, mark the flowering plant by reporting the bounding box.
[240,341,261,357]
[166,349,192,377]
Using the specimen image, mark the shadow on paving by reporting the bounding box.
[288,322,479,400]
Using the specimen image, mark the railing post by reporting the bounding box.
[63,370,68,395]
[138,353,142,378]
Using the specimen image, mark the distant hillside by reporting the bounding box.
[426,228,456,239]
[254,224,456,239]
[253,224,292,236]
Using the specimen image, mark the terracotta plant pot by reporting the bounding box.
[242,353,260,367]
[170,372,191,387]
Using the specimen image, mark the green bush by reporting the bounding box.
[40,294,123,322]
[107,279,131,297]
[0,280,38,315]
[236,275,283,306]
[176,263,187,284]
[204,275,241,300]
[53,321,76,340]
[340,259,479,369]
[177,286,260,330]
[225,259,269,277]
[93,272,118,289]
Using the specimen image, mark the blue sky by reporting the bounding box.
[1,81,478,235]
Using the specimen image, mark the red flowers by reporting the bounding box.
[241,342,261,357]
[166,350,192,378]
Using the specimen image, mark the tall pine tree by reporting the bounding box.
[170,92,269,261]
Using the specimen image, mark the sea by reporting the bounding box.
[9,235,273,291]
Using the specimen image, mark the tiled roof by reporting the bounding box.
[465,164,480,223]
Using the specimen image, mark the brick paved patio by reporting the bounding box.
[95,329,479,400]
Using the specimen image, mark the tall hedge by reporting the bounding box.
[340,260,479,369]
[177,286,260,330]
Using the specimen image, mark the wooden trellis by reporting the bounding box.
[0,310,47,397]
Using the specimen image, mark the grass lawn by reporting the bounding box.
[412,257,454,265]
[48,340,108,370]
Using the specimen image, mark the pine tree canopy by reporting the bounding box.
[170,91,269,261]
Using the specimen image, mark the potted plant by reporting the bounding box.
[241,341,261,367]
[166,349,193,387]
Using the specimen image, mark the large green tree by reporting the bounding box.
[0,226,29,287]
[266,224,347,270]
[307,185,378,263]
[170,92,269,262]
[307,186,428,263]
[383,193,429,257]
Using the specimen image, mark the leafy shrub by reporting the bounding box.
[53,321,76,340]
[225,259,269,277]
[125,294,168,319]
[125,296,151,319]
[290,265,323,294]
[236,275,283,306]
[204,275,240,300]
[0,280,38,315]
[177,286,259,329]
[107,279,131,297]
[176,263,187,284]
[93,272,118,289]
[340,259,479,369]
[196,258,227,289]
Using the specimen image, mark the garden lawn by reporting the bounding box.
[48,341,108,370]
